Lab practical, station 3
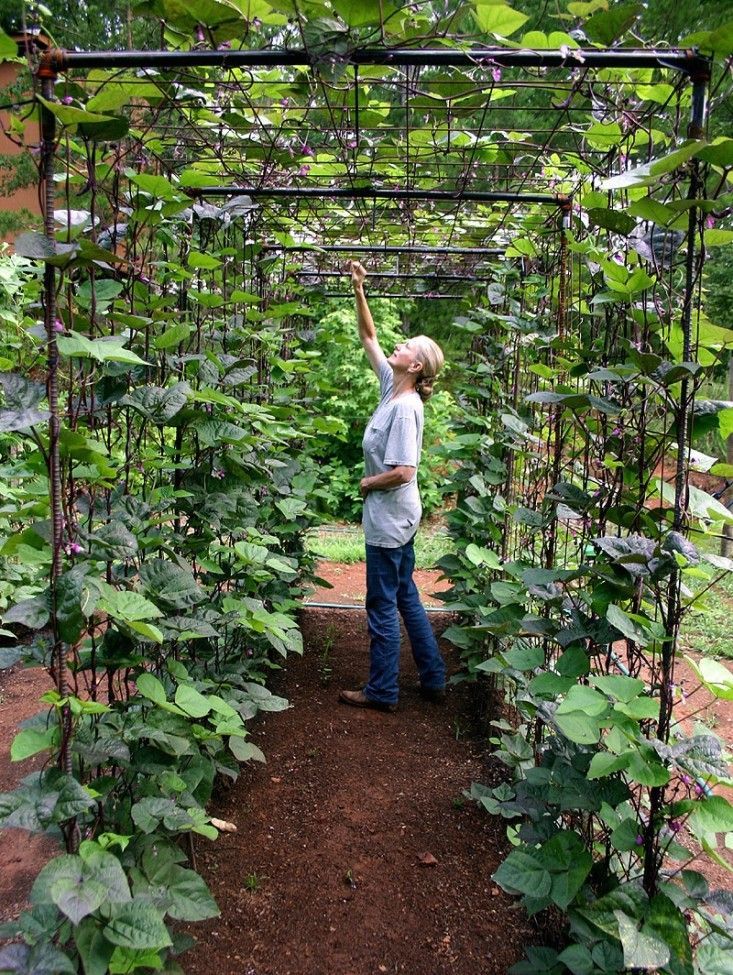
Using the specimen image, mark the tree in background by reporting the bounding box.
[306,298,459,521]
[0,0,158,50]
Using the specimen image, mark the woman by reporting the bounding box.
[339,261,447,713]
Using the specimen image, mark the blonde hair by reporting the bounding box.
[411,334,444,402]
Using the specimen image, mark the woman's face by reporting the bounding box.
[388,340,422,373]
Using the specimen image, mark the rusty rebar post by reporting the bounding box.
[644,68,708,897]
[544,202,572,570]
[669,70,710,536]
[659,73,709,741]
[38,69,74,794]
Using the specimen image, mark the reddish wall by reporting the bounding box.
[0,55,42,240]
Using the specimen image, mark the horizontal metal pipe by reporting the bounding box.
[42,47,709,76]
[262,244,504,256]
[297,270,493,281]
[320,292,472,299]
[190,185,564,205]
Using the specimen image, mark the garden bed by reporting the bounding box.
[2,559,733,971]
[1,564,535,974]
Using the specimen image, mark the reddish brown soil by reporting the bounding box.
[0,664,57,923]
[183,602,535,975]
[307,558,451,607]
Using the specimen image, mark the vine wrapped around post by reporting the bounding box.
[39,68,75,804]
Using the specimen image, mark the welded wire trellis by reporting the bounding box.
[33,45,708,599]
[40,42,708,259]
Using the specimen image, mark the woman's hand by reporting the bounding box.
[350,260,367,290]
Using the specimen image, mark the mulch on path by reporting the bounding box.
[183,604,535,975]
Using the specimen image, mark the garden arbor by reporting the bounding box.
[2,12,733,971]
[33,35,714,677]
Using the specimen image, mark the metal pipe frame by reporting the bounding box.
[41,47,710,76]
[261,244,505,256]
[297,271,493,282]
[190,186,565,206]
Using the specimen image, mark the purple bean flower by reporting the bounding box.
[705,215,716,229]
[297,164,310,176]
[669,820,681,833]
[634,834,644,846]
[280,98,290,108]
[66,541,83,555]
[61,95,74,106]
[681,775,692,786]
[694,783,704,796]
[53,318,65,333]
[347,139,358,149]
[492,67,501,83]
[301,143,314,157]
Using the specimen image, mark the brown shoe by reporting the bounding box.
[339,689,397,713]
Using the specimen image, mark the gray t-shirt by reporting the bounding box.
[362,359,424,548]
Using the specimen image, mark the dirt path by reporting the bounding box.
[183,604,534,975]
[0,567,534,974]
[306,559,451,607]
[0,664,57,923]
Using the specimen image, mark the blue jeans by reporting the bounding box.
[363,538,446,706]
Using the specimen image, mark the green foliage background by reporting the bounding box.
[305,298,459,520]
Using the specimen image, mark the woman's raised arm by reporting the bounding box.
[350,261,387,375]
